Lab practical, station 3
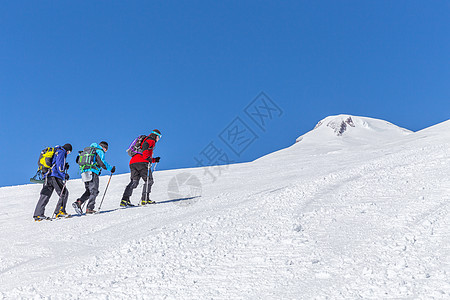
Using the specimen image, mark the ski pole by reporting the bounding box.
[146,162,151,203]
[97,173,113,213]
[145,162,157,203]
[81,201,87,213]
[52,176,68,219]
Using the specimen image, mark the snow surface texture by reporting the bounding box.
[1,115,450,299]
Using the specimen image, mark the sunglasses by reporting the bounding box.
[152,131,162,138]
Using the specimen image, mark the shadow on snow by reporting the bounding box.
[88,196,202,215]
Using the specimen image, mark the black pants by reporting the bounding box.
[122,162,154,201]
[77,172,100,210]
[33,176,69,217]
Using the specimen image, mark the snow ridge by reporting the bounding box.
[296,114,411,143]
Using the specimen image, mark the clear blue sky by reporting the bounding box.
[1,1,449,187]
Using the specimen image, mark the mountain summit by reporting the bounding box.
[296,115,412,145]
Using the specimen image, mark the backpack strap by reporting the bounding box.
[140,136,152,150]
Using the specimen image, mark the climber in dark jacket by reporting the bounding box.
[33,143,72,221]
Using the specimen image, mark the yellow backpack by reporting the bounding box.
[38,147,56,174]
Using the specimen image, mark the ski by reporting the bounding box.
[120,204,138,209]
[30,178,44,184]
[139,203,157,207]
[34,216,52,222]
[52,214,72,220]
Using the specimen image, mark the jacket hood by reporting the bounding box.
[90,143,102,150]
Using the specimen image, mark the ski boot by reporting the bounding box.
[142,194,155,205]
[55,210,71,219]
[72,200,82,215]
[120,199,134,207]
[86,208,97,214]
[34,215,50,222]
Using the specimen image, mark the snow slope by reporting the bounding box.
[1,115,450,299]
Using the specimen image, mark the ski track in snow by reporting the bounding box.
[1,117,450,299]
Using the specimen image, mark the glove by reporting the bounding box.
[154,157,160,163]
[65,163,70,171]
[111,166,116,174]
[65,173,70,181]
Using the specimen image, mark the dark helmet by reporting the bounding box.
[62,144,73,152]
[99,141,109,151]
[150,129,162,141]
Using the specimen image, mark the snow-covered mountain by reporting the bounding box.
[296,114,412,144]
[1,115,450,299]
